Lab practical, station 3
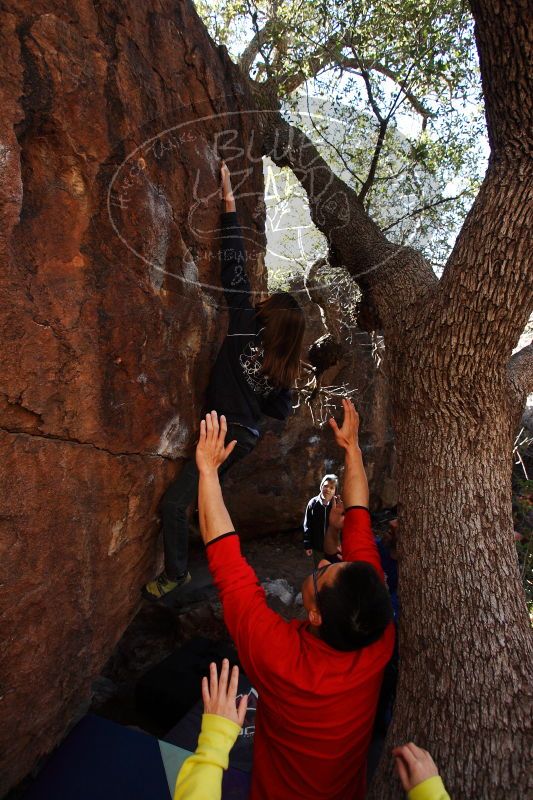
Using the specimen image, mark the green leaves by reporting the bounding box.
[196,0,487,267]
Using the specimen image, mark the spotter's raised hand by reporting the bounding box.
[202,660,248,727]
[329,398,360,451]
[195,411,237,474]
[392,743,440,793]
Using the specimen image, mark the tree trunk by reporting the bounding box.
[368,344,533,799]
[254,0,533,792]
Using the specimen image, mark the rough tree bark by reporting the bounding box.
[250,0,533,797]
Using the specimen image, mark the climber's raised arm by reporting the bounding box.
[219,162,251,312]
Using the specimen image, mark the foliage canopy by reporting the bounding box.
[197,0,487,269]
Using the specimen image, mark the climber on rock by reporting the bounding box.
[143,161,306,601]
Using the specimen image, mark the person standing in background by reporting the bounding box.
[303,474,339,564]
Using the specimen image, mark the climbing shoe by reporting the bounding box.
[142,571,191,602]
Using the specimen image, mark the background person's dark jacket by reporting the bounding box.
[303,495,332,551]
[205,211,292,430]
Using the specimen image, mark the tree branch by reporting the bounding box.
[239,18,277,74]
[339,58,434,124]
[438,153,533,360]
[259,106,438,329]
[432,1,533,362]
[469,0,532,159]
[275,27,349,94]
[358,67,384,123]
[261,109,385,264]
[301,83,364,188]
[241,23,435,123]
[358,117,388,204]
[283,55,434,123]
[508,341,533,404]
[381,191,469,233]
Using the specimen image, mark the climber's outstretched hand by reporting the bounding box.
[196,410,237,475]
[220,161,232,196]
[220,160,236,211]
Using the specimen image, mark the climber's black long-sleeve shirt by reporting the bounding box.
[205,211,292,430]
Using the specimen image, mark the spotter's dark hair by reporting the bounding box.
[318,561,393,651]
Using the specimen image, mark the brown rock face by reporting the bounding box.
[0,0,265,791]
[0,1,394,790]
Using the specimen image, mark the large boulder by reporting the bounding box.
[0,0,265,791]
[0,1,395,790]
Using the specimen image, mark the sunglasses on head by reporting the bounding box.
[312,563,332,608]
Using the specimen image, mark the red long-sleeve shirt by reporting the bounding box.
[206,507,395,800]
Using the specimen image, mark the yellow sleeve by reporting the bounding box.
[408,775,451,800]
[173,713,241,800]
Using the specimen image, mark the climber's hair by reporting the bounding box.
[255,292,305,388]
[318,562,393,651]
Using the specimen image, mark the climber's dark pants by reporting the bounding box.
[161,424,259,579]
